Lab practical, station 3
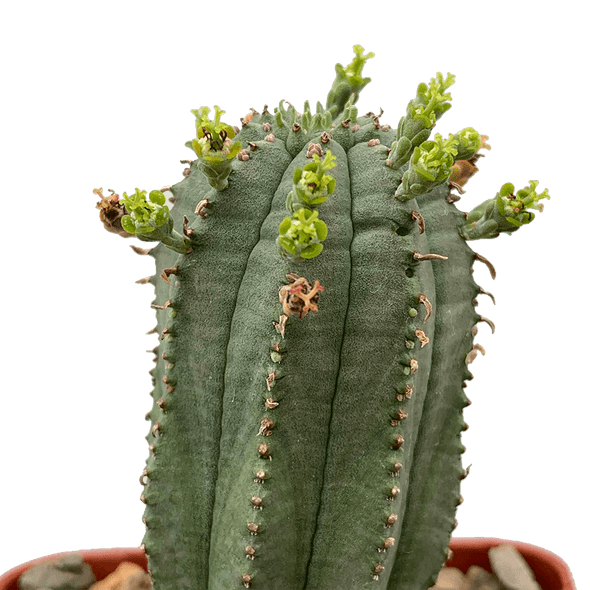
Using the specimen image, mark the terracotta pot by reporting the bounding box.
[0,537,576,590]
[447,538,576,589]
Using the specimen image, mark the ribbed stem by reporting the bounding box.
[208,138,353,590]
[303,141,436,589]
[388,183,478,589]
[143,141,291,589]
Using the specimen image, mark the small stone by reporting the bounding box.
[432,566,468,590]
[488,545,542,590]
[465,565,502,590]
[89,562,146,590]
[120,572,152,590]
[18,553,96,590]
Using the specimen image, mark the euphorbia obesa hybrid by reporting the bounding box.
[95,45,550,590]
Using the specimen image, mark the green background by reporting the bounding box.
[1,2,586,588]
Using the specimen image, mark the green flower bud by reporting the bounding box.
[452,127,482,161]
[286,151,338,213]
[277,208,328,263]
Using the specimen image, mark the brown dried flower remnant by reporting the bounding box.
[94,188,131,237]
[449,134,491,188]
[279,273,325,319]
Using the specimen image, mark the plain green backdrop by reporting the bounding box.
[1,0,587,587]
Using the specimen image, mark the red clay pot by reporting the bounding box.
[0,537,575,590]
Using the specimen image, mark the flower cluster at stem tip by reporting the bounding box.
[497,180,550,219]
[461,180,551,240]
[409,72,455,128]
[278,208,328,260]
[191,105,241,163]
[395,128,481,201]
[119,189,169,235]
[412,133,458,182]
[278,151,337,262]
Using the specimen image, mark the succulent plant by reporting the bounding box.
[96,45,549,590]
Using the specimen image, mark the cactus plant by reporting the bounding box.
[95,45,550,590]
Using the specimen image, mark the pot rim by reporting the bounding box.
[0,537,576,590]
[448,537,575,590]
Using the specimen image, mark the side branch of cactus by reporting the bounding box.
[460,181,550,240]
